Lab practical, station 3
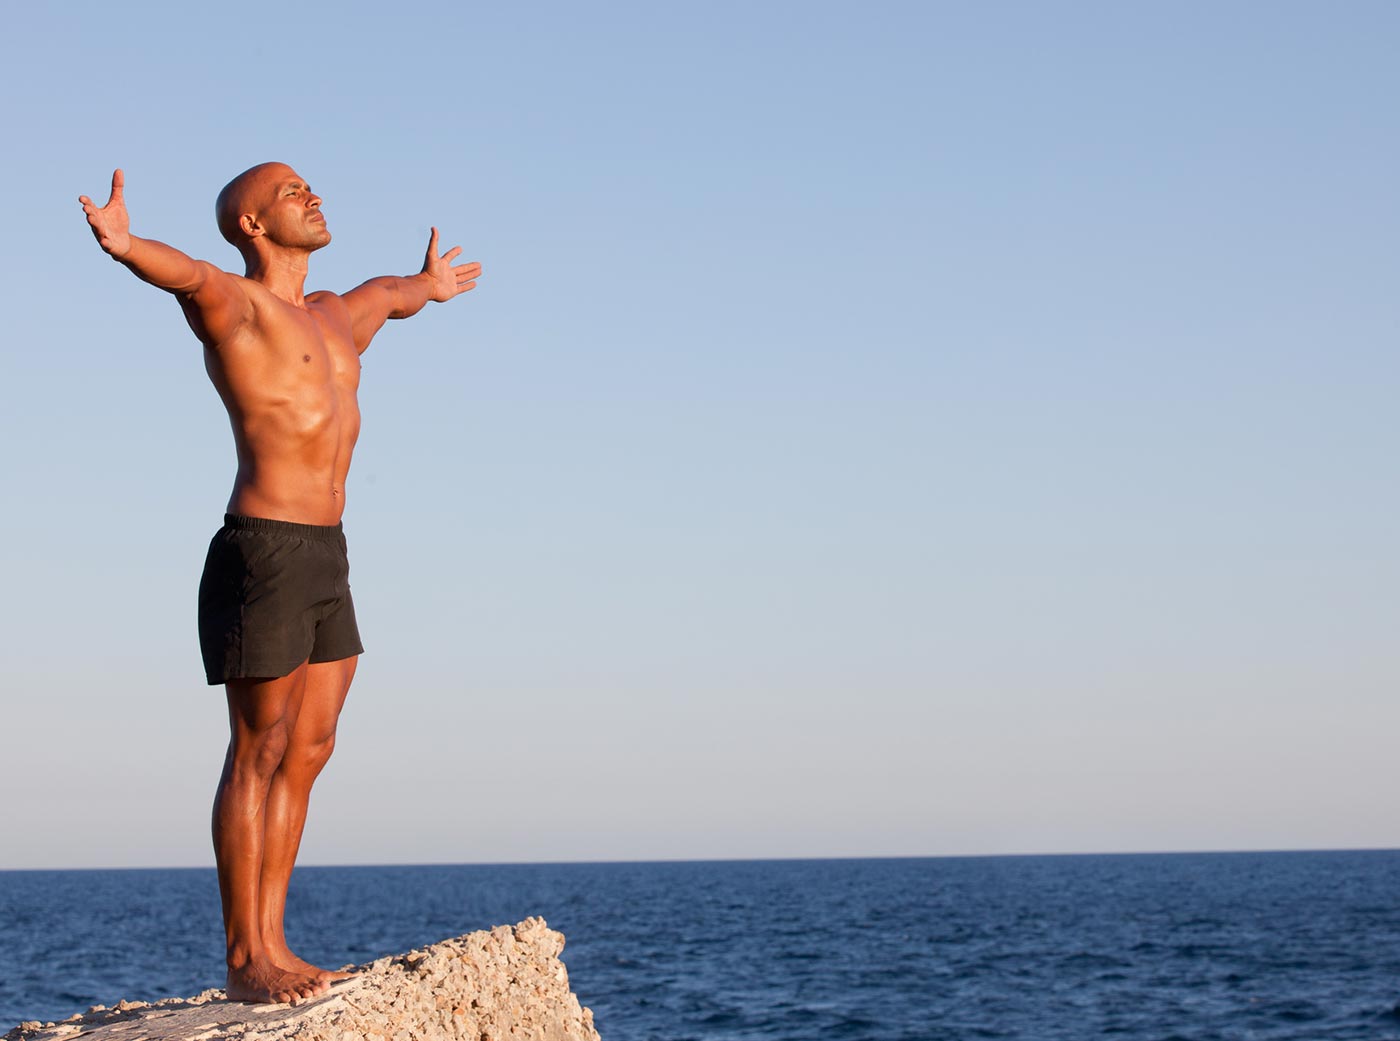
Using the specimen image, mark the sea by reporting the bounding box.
[4,852,1400,1040]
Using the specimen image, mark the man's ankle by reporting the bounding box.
[226,943,260,971]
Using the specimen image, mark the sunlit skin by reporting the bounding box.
[79,165,481,1005]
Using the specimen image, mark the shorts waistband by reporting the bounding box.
[223,514,344,540]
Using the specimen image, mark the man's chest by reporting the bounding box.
[215,301,362,409]
[264,302,362,395]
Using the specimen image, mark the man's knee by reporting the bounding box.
[285,730,337,777]
[230,724,294,782]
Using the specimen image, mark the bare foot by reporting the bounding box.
[268,943,356,986]
[225,959,325,1005]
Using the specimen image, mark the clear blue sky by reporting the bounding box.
[2,2,1397,868]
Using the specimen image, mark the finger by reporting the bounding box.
[79,195,92,206]
[444,245,463,263]
[452,262,483,278]
[110,168,125,204]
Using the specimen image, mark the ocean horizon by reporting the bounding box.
[6,850,1400,1039]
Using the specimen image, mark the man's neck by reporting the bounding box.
[245,249,312,307]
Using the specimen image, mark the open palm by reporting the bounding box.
[422,227,481,302]
[79,169,131,258]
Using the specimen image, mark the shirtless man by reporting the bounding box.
[79,165,481,1004]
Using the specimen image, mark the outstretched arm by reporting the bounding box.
[80,169,251,344]
[341,227,482,353]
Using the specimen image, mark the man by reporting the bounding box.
[78,165,481,1005]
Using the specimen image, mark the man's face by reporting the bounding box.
[252,166,331,251]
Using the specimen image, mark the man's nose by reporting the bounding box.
[308,193,322,208]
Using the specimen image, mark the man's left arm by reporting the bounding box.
[341,228,482,353]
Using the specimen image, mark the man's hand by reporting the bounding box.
[421,227,482,302]
[79,169,132,259]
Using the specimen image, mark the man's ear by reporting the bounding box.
[239,213,264,239]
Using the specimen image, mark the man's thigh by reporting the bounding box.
[291,656,358,746]
[226,665,311,740]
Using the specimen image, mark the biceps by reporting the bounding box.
[343,280,398,351]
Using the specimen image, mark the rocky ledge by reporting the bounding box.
[6,917,601,1041]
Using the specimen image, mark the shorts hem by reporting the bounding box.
[205,658,307,686]
[308,645,365,666]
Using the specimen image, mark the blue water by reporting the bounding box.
[4,853,1400,1039]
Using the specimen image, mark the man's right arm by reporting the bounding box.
[80,169,252,345]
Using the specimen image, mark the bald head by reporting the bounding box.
[214,163,331,263]
[217,162,285,246]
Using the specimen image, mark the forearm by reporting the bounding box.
[362,272,436,320]
[114,235,207,295]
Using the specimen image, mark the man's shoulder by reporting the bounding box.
[305,290,354,324]
[199,268,264,308]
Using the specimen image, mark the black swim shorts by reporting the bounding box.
[197,514,364,686]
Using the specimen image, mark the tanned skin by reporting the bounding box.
[79,165,481,1005]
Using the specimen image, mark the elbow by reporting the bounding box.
[388,278,414,319]
[176,261,213,298]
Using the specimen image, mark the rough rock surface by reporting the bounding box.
[5,917,601,1041]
